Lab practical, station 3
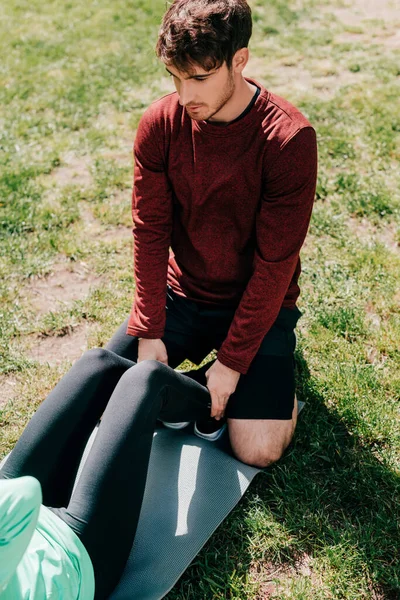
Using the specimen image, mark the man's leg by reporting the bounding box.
[228,401,297,468]
[225,354,297,468]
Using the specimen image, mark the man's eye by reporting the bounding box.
[195,78,207,82]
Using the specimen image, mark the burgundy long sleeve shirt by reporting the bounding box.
[127,78,317,374]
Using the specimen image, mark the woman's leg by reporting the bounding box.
[54,360,212,600]
[0,349,134,508]
[105,318,191,366]
[105,285,217,367]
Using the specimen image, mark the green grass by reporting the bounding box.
[1,0,399,597]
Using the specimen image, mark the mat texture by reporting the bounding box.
[82,402,304,599]
[1,402,304,600]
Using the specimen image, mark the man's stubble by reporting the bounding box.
[199,68,236,122]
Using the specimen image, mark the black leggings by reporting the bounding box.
[0,349,212,600]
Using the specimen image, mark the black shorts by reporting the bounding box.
[106,286,302,420]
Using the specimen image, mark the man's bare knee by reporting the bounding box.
[232,444,285,468]
[228,416,296,468]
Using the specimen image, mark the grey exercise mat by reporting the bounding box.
[80,401,304,600]
[1,402,304,600]
[111,427,258,600]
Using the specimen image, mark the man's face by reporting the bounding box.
[165,60,235,121]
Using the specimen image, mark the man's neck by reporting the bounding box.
[208,77,257,124]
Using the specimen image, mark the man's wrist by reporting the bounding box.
[127,325,164,338]
[217,350,248,375]
[214,358,240,376]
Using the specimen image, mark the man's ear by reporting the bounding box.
[232,48,249,74]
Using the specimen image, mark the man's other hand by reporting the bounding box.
[205,359,240,420]
[138,338,168,365]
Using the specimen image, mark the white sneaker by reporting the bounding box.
[161,421,190,430]
[194,419,226,441]
[160,368,192,430]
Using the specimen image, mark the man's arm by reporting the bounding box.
[127,108,173,343]
[217,126,318,375]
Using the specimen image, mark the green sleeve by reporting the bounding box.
[0,476,42,593]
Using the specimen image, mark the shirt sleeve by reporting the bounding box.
[126,109,173,338]
[217,127,317,374]
[0,476,42,593]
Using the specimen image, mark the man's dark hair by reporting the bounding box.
[156,0,252,73]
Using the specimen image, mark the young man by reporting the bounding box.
[106,0,317,467]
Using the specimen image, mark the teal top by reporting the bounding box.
[0,476,95,599]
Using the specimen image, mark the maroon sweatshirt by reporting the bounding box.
[127,78,317,374]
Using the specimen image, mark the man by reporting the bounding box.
[107,0,317,468]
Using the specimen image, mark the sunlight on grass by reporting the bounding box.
[0,0,399,597]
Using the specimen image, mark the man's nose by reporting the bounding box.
[178,83,195,107]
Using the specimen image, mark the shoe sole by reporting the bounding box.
[161,421,190,430]
[194,423,227,441]
[159,368,190,431]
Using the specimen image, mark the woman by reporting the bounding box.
[0,349,214,599]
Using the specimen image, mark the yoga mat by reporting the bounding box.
[1,402,304,600]
[79,401,305,599]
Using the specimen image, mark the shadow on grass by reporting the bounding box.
[167,349,399,599]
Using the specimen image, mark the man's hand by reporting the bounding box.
[138,338,168,365]
[205,359,241,420]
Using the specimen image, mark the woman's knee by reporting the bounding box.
[136,359,171,375]
[113,361,174,419]
[78,348,124,373]
[120,359,172,386]
[81,347,113,363]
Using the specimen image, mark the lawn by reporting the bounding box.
[0,0,399,597]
